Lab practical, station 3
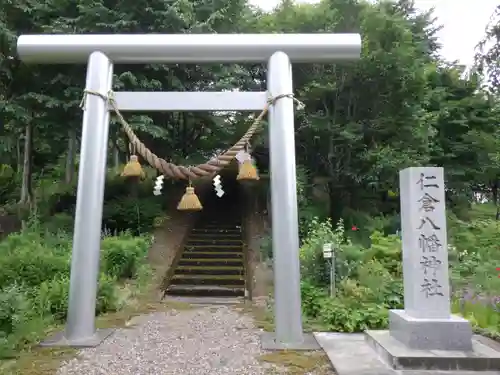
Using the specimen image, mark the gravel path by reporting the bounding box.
[57,305,279,375]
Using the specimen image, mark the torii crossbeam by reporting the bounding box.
[17,33,361,350]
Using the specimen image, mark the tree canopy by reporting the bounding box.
[1,0,499,221]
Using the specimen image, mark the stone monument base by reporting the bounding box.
[314,331,500,375]
[389,309,473,351]
[366,330,500,372]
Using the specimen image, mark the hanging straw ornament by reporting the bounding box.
[177,179,203,211]
[236,143,259,181]
[121,155,145,179]
[237,159,260,181]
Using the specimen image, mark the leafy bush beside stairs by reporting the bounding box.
[0,226,152,359]
[280,208,500,335]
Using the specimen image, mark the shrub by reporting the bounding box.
[33,171,167,235]
[96,273,121,314]
[301,280,327,318]
[362,231,402,278]
[43,213,75,233]
[297,209,500,335]
[299,217,344,286]
[0,225,152,358]
[299,222,404,332]
[0,240,70,288]
[101,235,151,279]
[102,197,164,235]
[0,285,35,337]
[0,284,48,359]
[0,165,19,204]
[33,275,71,321]
[301,280,389,332]
[317,297,388,332]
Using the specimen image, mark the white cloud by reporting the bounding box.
[248,0,497,65]
[415,0,496,65]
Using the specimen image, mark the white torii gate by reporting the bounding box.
[17,33,361,350]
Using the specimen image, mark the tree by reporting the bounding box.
[476,5,500,92]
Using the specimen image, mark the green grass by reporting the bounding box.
[469,203,498,220]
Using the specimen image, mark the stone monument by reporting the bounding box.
[388,166,472,351]
[315,167,500,374]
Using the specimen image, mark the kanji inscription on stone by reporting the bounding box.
[399,167,450,319]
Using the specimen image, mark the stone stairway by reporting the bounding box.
[166,218,245,298]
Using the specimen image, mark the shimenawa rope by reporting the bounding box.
[80,90,304,180]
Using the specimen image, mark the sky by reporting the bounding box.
[248,0,498,66]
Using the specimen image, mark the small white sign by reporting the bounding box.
[323,243,333,259]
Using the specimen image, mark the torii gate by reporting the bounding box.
[17,33,361,349]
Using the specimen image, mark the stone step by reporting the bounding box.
[166,284,244,298]
[181,251,243,259]
[184,245,243,252]
[178,258,244,267]
[191,228,241,235]
[196,224,241,229]
[174,265,244,276]
[186,239,243,246]
[189,232,242,239]
[164,296,243,305]
[170,274,245,286]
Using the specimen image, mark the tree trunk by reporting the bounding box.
[65,128,77,184]
[113,145,120,170]
[327,181,344,226]
[492,180,500,220]
[16,137,22,173]
[113,130,121,171]
[20,122,33,205]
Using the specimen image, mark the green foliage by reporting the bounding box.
[315,297,388,333]
[301,279,389,332]
[476,5,500,91]
[33,171,167,235]
[0,233,70,288]
[299,217,347,286]
[446,215,500,337]
[33,275,71,321]
[3,0,498,219]
[298,218,404,332]
[102,197,164,235]
[1,0,500,351]
[0,285,48,359]
[298,206,500,335]
[0,165,18,204]
[101,235,151,279]
[43,212,74,233]
[96,274,121,315]
[0,226,152,358]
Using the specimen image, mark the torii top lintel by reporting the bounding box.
[16,33,361,64]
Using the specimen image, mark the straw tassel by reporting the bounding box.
[237,159,260,181]
[121,155,145,179]
[177,183,203,211]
